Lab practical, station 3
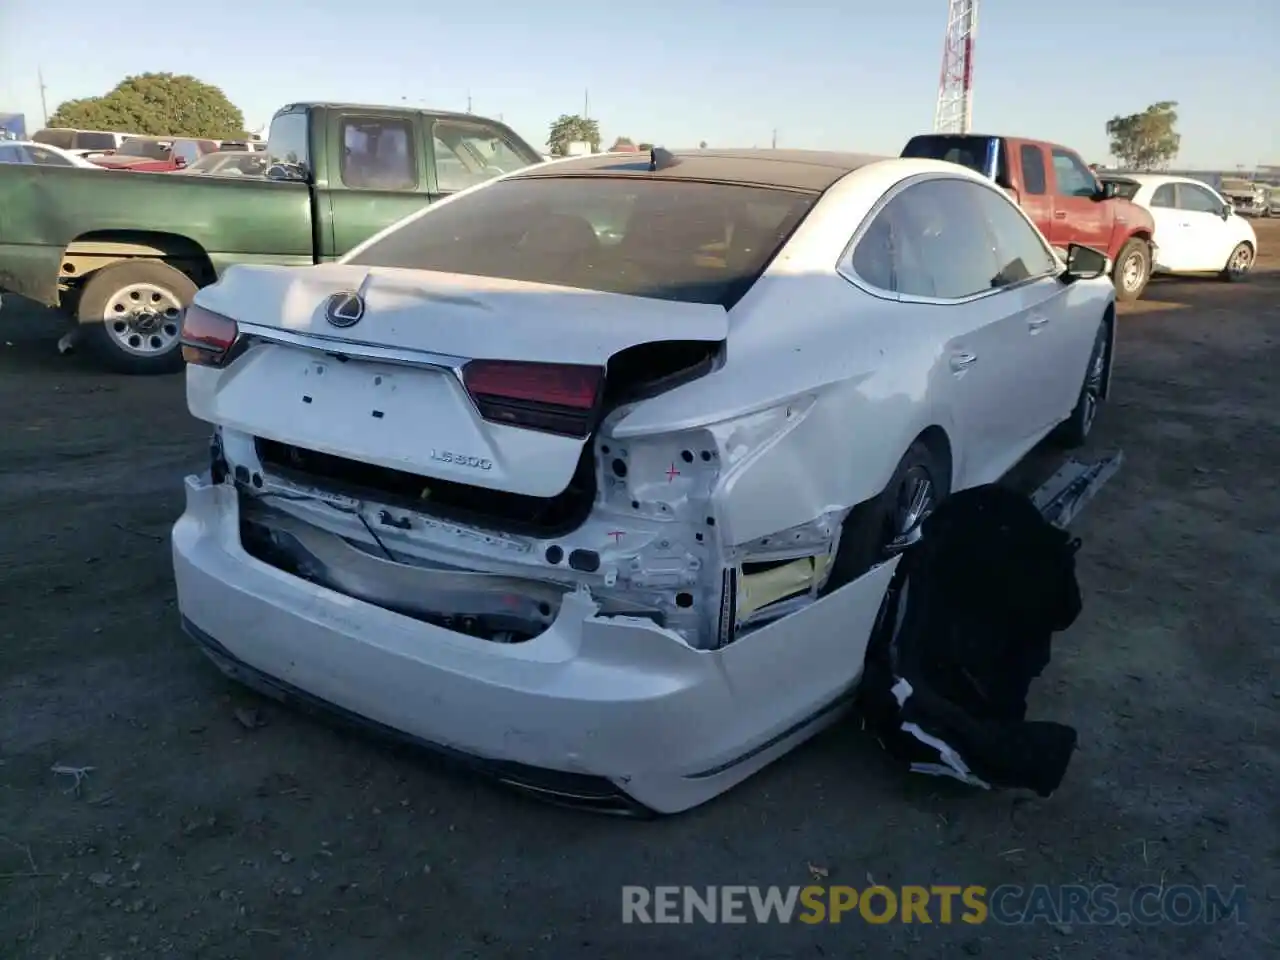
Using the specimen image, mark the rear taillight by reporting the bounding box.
[181,303,239,367]
[462,360,603,438]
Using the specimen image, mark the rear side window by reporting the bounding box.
[1019,145,1047,195]
[32,128,74,149]
[340,117,417,191]
[75,131,117,151]
[346,177,815,308]
[848,178,1000,299]
[266,110,311,180]
[901,135,994,175]
[1151,184,1175,207]
[431,120,539,194]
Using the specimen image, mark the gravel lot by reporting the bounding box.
[3,222,1277,959]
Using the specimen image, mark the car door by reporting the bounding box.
[1173,182,1236,271]
[1144,182,1188,270]
[1046,148,1111,252]
[968,182,1086,435]
[855,177,1033,486]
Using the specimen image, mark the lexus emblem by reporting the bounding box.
[324,291,365,328]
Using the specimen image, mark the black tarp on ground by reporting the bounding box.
[857,484,1083,797]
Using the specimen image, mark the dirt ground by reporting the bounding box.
[2,223,1277,960]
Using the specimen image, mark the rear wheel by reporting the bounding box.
[1220,242,1254,282]
[822,440,950,595]
[77,260,196,375]
[1112,238,1150,302]
[1053,318,1110,449]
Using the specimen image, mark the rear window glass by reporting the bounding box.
[119,139,170,159]
[75,132,116,150]
[901,135,993,175]
[346,177,815,307]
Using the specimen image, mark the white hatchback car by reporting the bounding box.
[1102,174,1258,281]
[172,149,1116,815]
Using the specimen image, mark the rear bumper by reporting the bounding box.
[172,474,898,814]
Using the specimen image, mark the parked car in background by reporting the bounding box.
[1266,185,1280,217]
[901,134,1158,301]
[1218,177,1268,218]
[31,127,134,157]
[0,102,543,374]
[217,140,268,153]
[0,140,104,169]
[91,137,218,172]
[172,148,1117,815]
[1099,174,1257,281]
[178,150,270,178]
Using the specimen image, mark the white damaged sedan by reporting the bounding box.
[172,148,1116,815]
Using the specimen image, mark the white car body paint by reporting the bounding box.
[1117,174,1258,274]
[174,153,1116,814]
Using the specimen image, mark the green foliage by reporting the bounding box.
[1105,101,1180,171]
[48,73,245,138]
[547,114,601,156]
[698,140,707,149]
[609,136,635,150]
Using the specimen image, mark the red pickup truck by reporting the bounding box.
[91,136,218,173]
[902,134,1157,301]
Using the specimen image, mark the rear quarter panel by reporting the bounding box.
[0,163,315,304]
[612,162,972,546]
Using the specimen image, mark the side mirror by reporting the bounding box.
[174,155,188,169]
[1062,243,1109,282]
[1095,180,1118,201]
[1221,203,1233,220]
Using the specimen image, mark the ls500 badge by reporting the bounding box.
[430,450,493,471]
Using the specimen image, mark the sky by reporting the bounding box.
[0,0,1275,168]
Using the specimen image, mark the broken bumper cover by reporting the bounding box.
[171,474,899,815]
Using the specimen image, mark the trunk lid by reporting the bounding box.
[190,264,729,500]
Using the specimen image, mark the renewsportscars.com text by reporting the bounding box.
[621,884,1247,926]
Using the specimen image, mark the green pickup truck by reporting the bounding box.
[0,102,543,373]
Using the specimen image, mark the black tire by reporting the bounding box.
[1111,238,1151,302]
[822,439,950,595]
[1219,242,1254,283]
[77,260,197,375]
[1053,318,1110,449]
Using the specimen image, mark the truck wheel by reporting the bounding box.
[1112,239,1150,302]
[77,260,197,375]
[1219,243,1254,282]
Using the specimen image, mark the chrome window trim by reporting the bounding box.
[835,172,1062,306]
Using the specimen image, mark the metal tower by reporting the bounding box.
[933,0,979,134]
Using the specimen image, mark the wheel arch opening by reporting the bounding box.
[61,230,216,296]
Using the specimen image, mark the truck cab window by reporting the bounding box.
[430,120,535,194]
[341,118,417,191]
[266,110,310,181]
[1051,150,1099,198]
[1019,145,1047,195]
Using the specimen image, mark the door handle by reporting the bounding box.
[1053,211,1067,220]
[1028,315,1049,331]
[949,351,978,372]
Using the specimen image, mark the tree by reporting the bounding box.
[547,114,601,156]
[637,142,653,151]
[609,136,635,151]
[1105,101,1180,171]
[699,140,707,149]
[48,73,245,138]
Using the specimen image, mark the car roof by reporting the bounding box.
[512,148,891,193]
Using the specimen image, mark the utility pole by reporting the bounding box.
[771,128,777,149]
[38,67,49,126]
[466,91,472,114]
[583,89,589,120]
